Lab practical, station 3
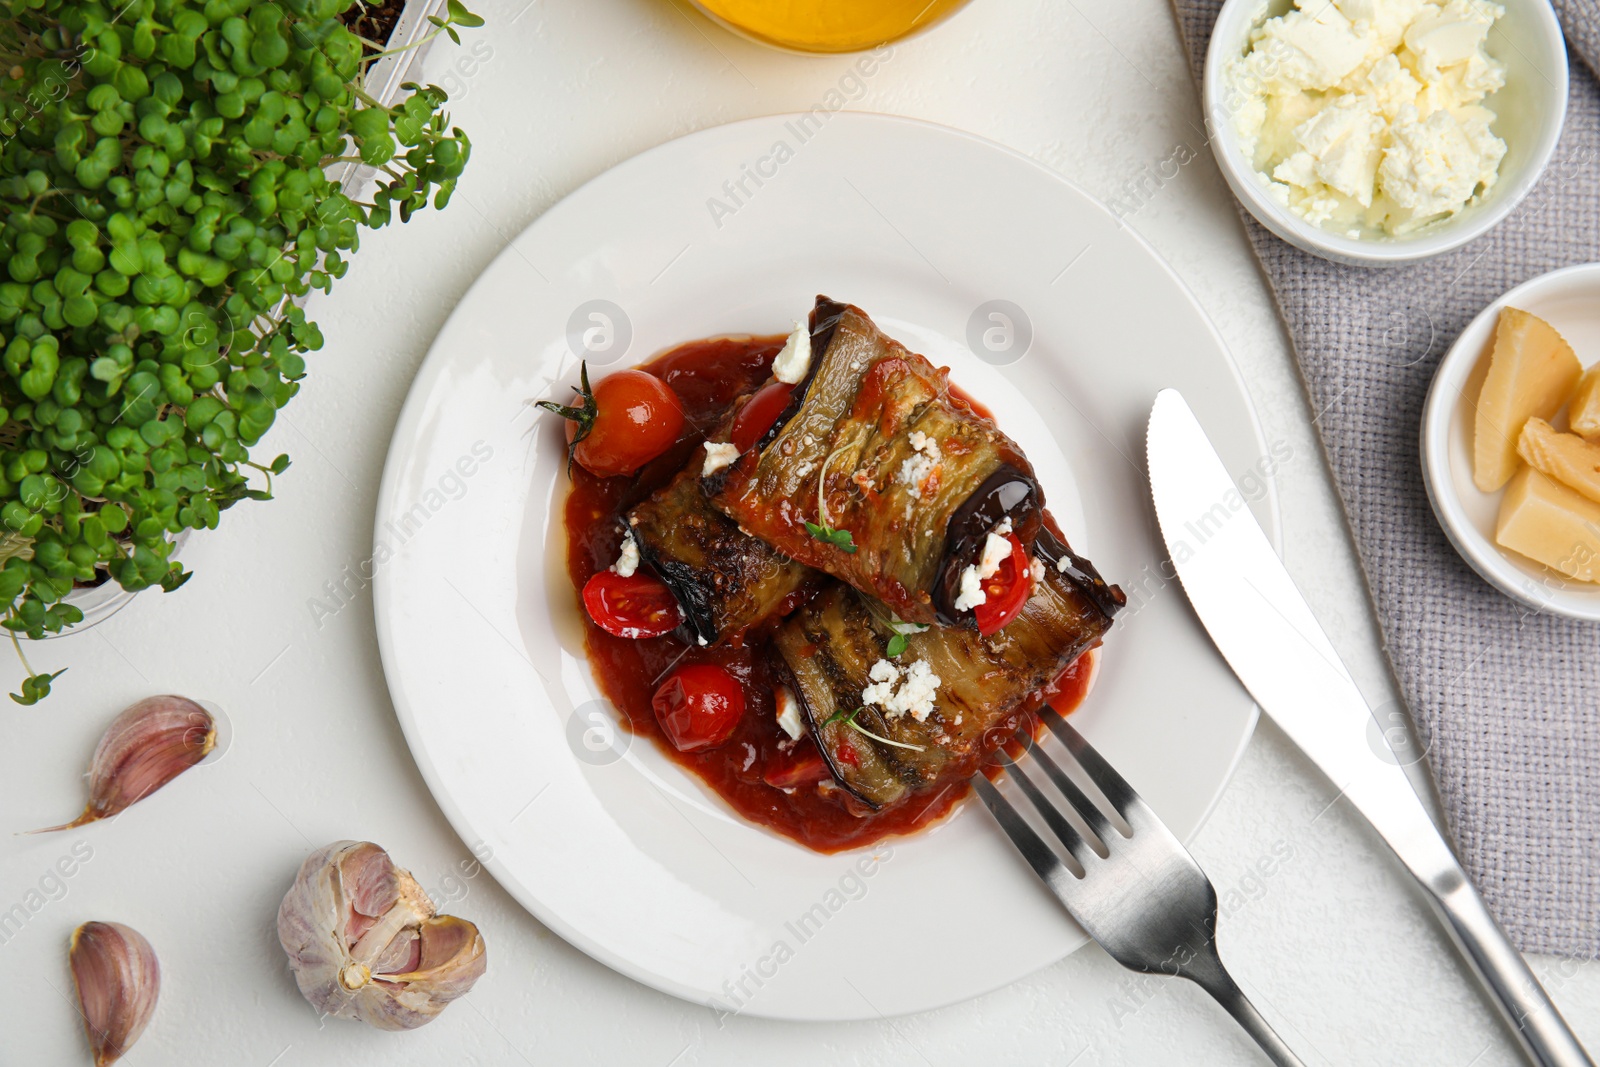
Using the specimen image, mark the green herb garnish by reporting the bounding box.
[886,633,909,658]
[822,705,925,752]
[807,443,858,552]
[805,521,857,553]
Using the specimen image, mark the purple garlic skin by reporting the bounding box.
[70,921,160,1067]
[277,841,488,1031]
[34,695,215,833]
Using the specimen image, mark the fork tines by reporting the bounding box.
[973,706,1148,878]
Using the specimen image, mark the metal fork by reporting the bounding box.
[973,707,1304,1066]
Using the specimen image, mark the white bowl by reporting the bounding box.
[1202,0,1568,267]
[1421,263,1600,620]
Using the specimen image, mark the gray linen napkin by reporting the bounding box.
[1169,1,1600,958]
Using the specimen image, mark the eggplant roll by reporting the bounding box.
[627,460,818,646]
[773,531,1125,811]
[708,297,1042,627]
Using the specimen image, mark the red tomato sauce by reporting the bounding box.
[561,336,1095,853]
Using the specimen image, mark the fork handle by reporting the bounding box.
[1424,860,1594,1067]
[1183,952,1306,1067]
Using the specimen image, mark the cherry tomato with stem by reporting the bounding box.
[537,361,685,478]
[651,664,745,752]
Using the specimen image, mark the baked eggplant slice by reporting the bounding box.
[773,529,1125,811]
[708,297,1043,627]
[627,460,819,646]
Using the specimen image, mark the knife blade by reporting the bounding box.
[1146,388,1591,1067]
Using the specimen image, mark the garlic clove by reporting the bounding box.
[378,915,486,987]
[69,921,160,1067]
[278,841,488,1031]
[32,696,215,833]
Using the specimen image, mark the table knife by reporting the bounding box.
[1146,388,1593,1067]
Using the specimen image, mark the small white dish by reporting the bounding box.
[373,113,1279,1019]
[1202,0,1568,267]
[1421,263,1600,620]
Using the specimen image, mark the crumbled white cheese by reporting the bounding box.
[771,321,811,385]
[1030,557,1046,584]
[979,530,1013,574]
[861,657,900,707]
[793,460,816,480]
[1057,555,1071,573]
[774,685,805,740]
[1228,0,1507,236]
[610,529,640,577]
[953,564,985,612]
[697,634,708,647]
[954,519,1017,612]
[1379,105,1505,231]
[701,441,740,476]
[861,657,942,722]
[897,431,942,497]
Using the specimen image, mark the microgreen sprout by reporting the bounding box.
[0,0,480,699]
[806,442,856,553]
[885,633,908,658]
[822,705,925,752]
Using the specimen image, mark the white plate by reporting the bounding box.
[373,113,1277,1020]
[1422,263,1600,620]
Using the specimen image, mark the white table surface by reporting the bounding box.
[4,2,1596,1064]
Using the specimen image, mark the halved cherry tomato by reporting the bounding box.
[652,664,745,752]
[973,534,1032,636]
[540,365,686,478]
[729,381,795,454]
[762,740,831,790]
[582,570,683,639]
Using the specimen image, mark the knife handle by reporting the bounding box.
[1423,860,1593,1067]
[1350,769,1593,1066]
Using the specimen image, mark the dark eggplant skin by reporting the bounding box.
[774,532,1124,811]
[708,297,1043,628]
[626,461,819,646]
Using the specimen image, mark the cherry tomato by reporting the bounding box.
[582,570,683,639]
[652,665,745,752]
[542,364,686,478]
[729,381,795,454]
[973,534,1032,636]
[762,741,831,790]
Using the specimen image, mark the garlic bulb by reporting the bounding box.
[33,696,215,833]
[277,841,487,1030]
[69,921,160,1067]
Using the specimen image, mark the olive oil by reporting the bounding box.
[691,0,971,53]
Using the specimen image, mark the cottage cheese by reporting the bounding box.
[861,657,942,723]
[771,321,811,385]
[1227,0,1506,236]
